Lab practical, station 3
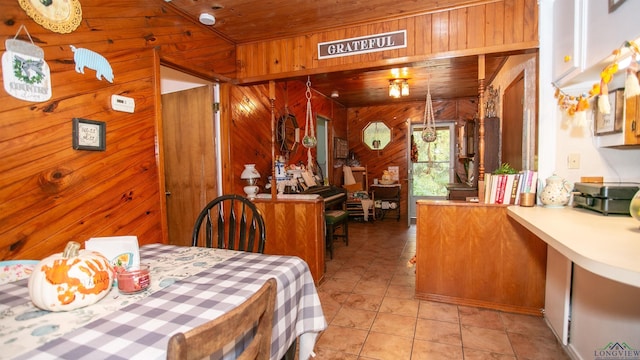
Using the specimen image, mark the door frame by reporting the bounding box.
[159,65,218,245]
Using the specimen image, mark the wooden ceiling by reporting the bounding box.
[301,56,509,108]
[164,0,530,107]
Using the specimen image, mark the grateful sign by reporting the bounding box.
[318,30,406,60]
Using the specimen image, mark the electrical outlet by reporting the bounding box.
[568,153,580,169]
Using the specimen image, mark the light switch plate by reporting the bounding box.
[568,153,580,169]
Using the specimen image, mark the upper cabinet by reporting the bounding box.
[553,0,640,87]
[552,0,585,86]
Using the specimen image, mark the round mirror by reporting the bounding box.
[363,121,391,150]
[277,114,299,153]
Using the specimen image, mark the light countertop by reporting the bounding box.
[507,205,640,288]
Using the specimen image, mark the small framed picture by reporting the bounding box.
[334,137,348,159]
[594,89,624,136]
[72,118,106,151]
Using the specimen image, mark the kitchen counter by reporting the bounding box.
[507,205,640,288]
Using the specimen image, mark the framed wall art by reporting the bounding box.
[334,137,348,159]
[594,89,624,136]
[72,118,106,151]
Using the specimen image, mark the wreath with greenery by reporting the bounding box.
[13,56,45,85]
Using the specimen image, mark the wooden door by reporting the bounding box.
[502,73,525,170]
[162,86,217,246]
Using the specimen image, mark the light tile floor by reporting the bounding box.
[313,220,570,360]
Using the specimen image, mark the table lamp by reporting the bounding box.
[240,164,260,199]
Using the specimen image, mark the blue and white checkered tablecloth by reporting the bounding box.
[2,244,326,360]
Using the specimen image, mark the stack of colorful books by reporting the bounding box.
[483,170,538,204]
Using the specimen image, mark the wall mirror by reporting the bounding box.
[363,121,391,150]
[277,114,299,153]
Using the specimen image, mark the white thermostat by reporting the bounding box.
[111,95,135,113]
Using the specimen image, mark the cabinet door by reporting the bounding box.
[544,247,572,345]
[552,0,585,85]
[624,95,640,146]
[570,265,640,359]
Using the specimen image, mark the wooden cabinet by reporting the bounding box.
[254,198,325,285]
[624,95,640,145]
[415,201,547,315]
[597,94,640,148]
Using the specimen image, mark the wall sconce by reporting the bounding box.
[389,79,409,98]
[240,164,260,199]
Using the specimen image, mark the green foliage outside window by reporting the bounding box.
[412,127,451,197]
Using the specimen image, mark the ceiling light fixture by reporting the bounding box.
[389,79,409,98]
[330,90,339,98]
[199,13,216,26]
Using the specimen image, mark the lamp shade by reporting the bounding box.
[240,164,260,199]
[241,164,260,179]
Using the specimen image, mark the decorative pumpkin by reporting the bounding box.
[28,241,113,312]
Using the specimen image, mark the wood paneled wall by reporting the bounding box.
[236,0,538,81]
[0,0,235,260]
[224,81,347,195]
[346,98,477,218]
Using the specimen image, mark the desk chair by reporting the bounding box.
[192,194,266,253]
[167,278,277,360]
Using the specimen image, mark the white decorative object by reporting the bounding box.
[70,45,114,83]
[2,26,51,102]
[539,174,573,208]
[85,235,140,272]
[28,242,113,312]
[241,164,260,199]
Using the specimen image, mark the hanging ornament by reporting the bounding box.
[302,77,317,169]
[597,79,611,115]
[2,25,51,102]
[302,77,317,148]
[625,54,640,98]
[421,77,437,143]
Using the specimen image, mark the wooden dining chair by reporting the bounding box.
[192,194,266,253]
[167,278,277,360]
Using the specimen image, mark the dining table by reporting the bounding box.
[0,243,327,360]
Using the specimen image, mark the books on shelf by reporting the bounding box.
[483,170,538,204]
